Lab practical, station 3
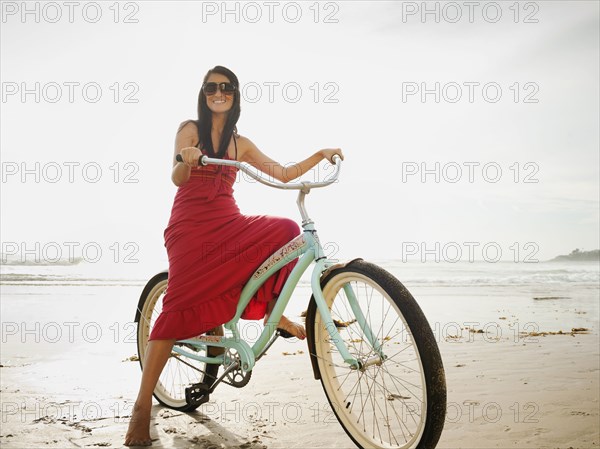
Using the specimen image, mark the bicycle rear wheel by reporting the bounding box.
[306,260,446,449]
[136,271,219,412]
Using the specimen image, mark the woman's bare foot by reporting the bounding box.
[124,401,152,446]
[276,315,307,340]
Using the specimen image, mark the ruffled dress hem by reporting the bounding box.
[149,287,240,341]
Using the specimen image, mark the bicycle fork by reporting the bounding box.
[311,258,387,371]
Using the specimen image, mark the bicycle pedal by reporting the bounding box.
[276,328,295,339]
[185,383,210,407]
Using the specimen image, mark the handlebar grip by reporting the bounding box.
[176,154,205,166]
[332,154,341,164]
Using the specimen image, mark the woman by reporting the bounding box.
[124,65,343,446]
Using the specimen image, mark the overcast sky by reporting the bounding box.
[1,1,598,271]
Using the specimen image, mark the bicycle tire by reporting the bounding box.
[136,271,219,412]
[306,260,446,449]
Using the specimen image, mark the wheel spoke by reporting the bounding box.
[313,265,444,449]
[136,276,218,410]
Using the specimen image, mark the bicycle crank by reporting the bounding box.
[222,348,252,388]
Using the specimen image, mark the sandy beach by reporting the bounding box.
[1,262,598,448]
[2,1,599,447]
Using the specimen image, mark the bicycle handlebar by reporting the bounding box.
[175,153,342,191]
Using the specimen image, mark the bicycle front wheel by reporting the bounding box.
[307,260,446,449]
[136,271,219,412]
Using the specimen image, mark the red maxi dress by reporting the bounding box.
[149,140,300,341]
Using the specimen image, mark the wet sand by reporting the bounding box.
[1,280,598,448]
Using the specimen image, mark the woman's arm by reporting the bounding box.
[171,121,201,186]
[238,136,343,183]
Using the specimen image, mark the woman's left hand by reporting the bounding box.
[319,148,344,163]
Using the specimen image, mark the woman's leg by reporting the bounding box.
[206,325,225,356]
[264,298,306,340]
[124,338,176,446]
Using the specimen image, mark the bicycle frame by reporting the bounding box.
[171,156,373,374]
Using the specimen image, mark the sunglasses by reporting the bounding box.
[202,82,237,95]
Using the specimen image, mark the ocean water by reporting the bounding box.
[1,259,598,364]
[1,258,598,288]
[379,259,600,287]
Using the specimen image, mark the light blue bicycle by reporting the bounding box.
[134,155,446,449]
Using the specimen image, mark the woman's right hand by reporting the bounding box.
[319,148,344,164]
[178,146,202,166]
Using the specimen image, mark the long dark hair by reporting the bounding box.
[193,65,241,159]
